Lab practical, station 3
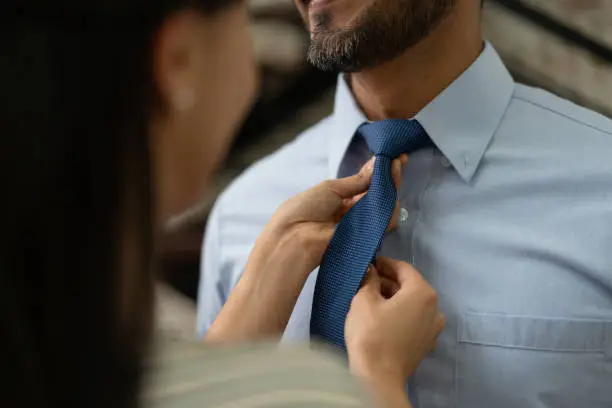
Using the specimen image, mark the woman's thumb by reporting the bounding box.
[327,157,374,198]
[360,264,382,296]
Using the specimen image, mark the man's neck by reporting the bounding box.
[348,10,483,121]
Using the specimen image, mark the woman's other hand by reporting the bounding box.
[345,257,445,405]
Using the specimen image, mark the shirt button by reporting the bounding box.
[399,208,409,223]
[441,156,451,167]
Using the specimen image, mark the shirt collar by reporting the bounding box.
[328,42,515,182]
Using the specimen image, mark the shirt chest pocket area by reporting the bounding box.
[456,312,612,408]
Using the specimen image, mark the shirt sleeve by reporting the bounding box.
[196,202,227,338]
[146,339,372,408]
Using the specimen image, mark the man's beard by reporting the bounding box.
[307,0,455,72]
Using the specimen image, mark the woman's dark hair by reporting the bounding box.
[1,1,240,407]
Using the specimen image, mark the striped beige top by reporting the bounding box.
[145,336,371,408]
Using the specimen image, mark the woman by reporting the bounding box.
[1,1,444,408]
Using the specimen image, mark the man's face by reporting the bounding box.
[295,0,456,72]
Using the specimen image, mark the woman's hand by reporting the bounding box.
[345,257,445,407]
[205,155,407,344]
[257,154,407,282]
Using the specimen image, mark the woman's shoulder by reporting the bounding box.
[144,337,370,408]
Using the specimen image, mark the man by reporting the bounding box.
[198,0,612,406]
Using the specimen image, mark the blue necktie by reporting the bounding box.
[310,119,432,350]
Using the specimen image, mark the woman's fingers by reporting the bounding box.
[340,155,407,214]
[327,155,408,226]
[429,313,446,351]
[360,262,401,299]
[387,200,400,231]
[387,155,407,232]
[341,191,366,210]
[325,157,375,198]
[358,264,383,300]
[374,257,423,300]
[333,154,406,200]
[375,256,424,288]
[392,154,408,190]
[380,275,400,298]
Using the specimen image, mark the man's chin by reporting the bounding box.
[307,52,363,73]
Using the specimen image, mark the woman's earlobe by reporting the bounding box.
[170,87,195,112]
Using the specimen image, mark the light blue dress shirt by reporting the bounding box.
[198,43,612,408]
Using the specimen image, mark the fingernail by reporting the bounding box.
[394,159,401,174]
[400,154,408,165]
[366,157,375,171]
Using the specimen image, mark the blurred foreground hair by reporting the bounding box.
[0,1,240,407]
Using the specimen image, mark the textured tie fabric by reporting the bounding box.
[310,119,432,350]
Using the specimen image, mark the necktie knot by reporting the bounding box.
[358,119,430,158]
